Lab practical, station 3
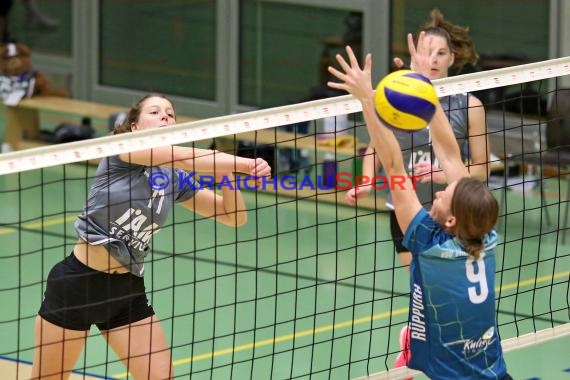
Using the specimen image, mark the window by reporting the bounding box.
[390,0,550,111]
[390,0,550,72]
[239,1,362,108]
[7,0,72,56]
[99,0,216,100]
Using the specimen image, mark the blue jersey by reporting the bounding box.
[402,208,507,380]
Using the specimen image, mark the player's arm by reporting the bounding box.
[181,172,247,226]
[328,46,422,232]
[345,144,382,205]
[408,32,469,183]
[428,103,469,183]
[466,95,490,181]
[362,145,383,183]
[416,96,487,184]
[417,96,488,184]
[119,146,271,178]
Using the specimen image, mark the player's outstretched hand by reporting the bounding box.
[407,31,437,79]
[393,57,407,70]
[327,46,374,102]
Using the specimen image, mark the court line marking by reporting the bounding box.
[0,184,567,238]
[0,215,77,235]
[2,215,567,377]
[0,355,109,379]
[113,270,570,379]
[1,177,568,236]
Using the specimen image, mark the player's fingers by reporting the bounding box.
[363,53,372,73]
[416,31,426,54]
[413,163,429,172]
[327,80,347,91]
[327,67,351,92]
[407,33,416,56]
[335,52,353,74]
[250,158,261,175]
[346,46,361,70]
[259,158,269,167]
[427,36,438,61]
[393,57,405,68]
[327,65,347,81]
[256,160,271,176]
[255,167,269,177]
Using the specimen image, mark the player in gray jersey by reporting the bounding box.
[345,10,489,270]
[32,94,272,379]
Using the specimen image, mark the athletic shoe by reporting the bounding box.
[393,325,413,379]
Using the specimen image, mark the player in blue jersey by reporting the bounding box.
[345,9,488,271]
[328,33,512,379]
[31,94,272,379]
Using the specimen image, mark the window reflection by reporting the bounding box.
[390,1,550,112]
[239,1,362,108]
[391,0,549,72]
[99,0,216,100]
[6,0,71,56]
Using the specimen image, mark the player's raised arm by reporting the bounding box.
[327,46,422,233]
[327,48,406,180]
[408,32,469,183]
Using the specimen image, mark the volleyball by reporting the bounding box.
[374,70,438,132]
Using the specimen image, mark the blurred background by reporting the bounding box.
[3,0,567,120]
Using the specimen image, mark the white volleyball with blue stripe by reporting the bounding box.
[374,69,438,132]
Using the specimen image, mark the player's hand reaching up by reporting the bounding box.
[327,46,374,103]
[407,31,437,79]
[393,56,407,70]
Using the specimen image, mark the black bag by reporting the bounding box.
[39,117,95,143]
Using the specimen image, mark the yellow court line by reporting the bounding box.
[113,270,570,379]
[499,270,570,291]
[113,308,408,379]
[0,215,77,235]
[170,307,408,367]
[3,211,568,378]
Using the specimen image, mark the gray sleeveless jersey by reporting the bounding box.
[386,93,471,208]
[75,155,198,276]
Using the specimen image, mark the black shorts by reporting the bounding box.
[389,210,408,253]
[38,253,155,331]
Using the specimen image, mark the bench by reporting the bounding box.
[2,95,387,210]
[4,96,367,156]
[3,96,198,151]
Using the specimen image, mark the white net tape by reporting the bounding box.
[355,324,570,380]
[1,56,569,175]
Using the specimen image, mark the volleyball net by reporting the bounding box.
[0,57,569,379]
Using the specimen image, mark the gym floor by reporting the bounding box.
[0,160,569,379]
